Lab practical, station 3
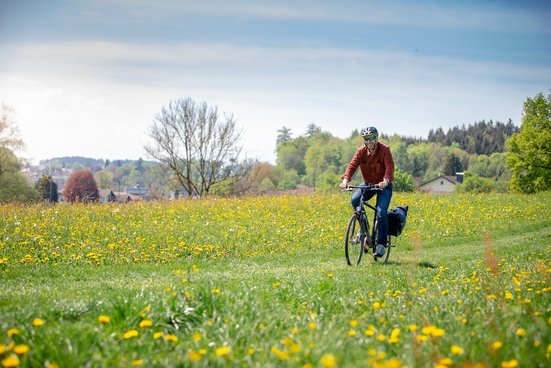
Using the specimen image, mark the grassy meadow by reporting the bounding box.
[0,191,550,367]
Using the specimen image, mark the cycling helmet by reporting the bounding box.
[361,126,378,137]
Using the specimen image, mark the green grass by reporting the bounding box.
[0,192,550,367]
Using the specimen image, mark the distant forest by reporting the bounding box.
[426,119,518,154]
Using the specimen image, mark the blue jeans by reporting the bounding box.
[351,183,393,245]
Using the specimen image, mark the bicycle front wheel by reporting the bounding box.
[345,214,365,266]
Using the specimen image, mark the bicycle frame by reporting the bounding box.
[350,184,381,249]
[344,184,391,264]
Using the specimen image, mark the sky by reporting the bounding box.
[1,0,550,165]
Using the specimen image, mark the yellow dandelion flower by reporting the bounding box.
[247,347,255,355]
[373,302,381,310]
[131,359,143,366]
[139,320,153,328]
[215,346,231,356]
[501,359,519,368]
[407,324,417,332]
[32,318,45,327]
[365,328,375,336]
[188,351,201,361]
[282,337,293,346]
[98,315,110,324]
[153,332,163,339]
[303,364,313,368]
[320,353,337,368]
[451,345,464,355]
[390,328,400,338]
[199,348,207,355]
[211,289,221,294]
[271,346,289,360]
[515,328,525,337]
[164,334,178,342]
[349,320,358,327]
[348,330,357,337]
[438,357,453,366]
[192,332,201,341]
[377,334,387,341]
[416,335,429,342]
[13,345,29,355]
[491,341,503,350]
[327,273,333,278]
[291,327,299,334]
[290,343,301,353]
[431,328,445,337]
[7,329,19,337]
[1,355,20,368]
[309,322,317,330]
[384,358,403,368]
[123,330,139,339]
[272,282,281,287]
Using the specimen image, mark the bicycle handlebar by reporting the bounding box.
[343,184,382,192]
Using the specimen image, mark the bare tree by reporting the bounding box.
[145,97,248,196]
[0,103,24,151]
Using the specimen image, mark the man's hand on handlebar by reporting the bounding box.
[339,179,348,189]
[378,178,390,189]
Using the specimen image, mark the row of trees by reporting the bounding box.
[1,91,550,203]
[251,92,550,194]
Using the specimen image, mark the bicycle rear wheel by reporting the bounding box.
[345,214,365,265]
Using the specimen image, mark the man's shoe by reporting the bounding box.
[375,244,386,257]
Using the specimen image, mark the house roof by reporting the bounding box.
[418,175,459,188]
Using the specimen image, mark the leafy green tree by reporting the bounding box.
[276,126,293,145]
[35,175,58,202]
[250,162,278,192]
[0,147,37,202]
[277,169,300,190]
[442,153,463,176]
[507,91,551,193]
[94,170,114,189]
[456,172,499,193]
[304,136,343,187]
[276,136,310,176]
[305,123,321,137]
[315,172,341,193]
[392,169,415,192]
[0,104,36,203]
[258,177,276,192]
[407,143,432,179]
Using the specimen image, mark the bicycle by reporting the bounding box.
[343,184,392,265]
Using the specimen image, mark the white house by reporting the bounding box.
[418,174,464,194]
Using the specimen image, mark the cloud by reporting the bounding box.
[86,0,551,33]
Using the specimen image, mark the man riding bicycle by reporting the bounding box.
[339,126,395,258]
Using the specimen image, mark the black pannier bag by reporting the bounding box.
[388,205,408,236]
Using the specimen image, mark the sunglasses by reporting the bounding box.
[363,135,377,141]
